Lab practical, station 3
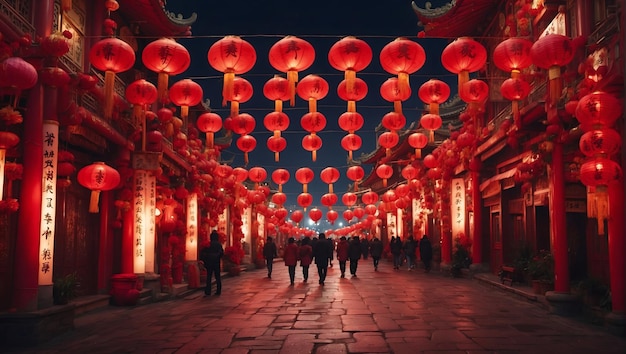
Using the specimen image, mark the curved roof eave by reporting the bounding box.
[118,0,197,37]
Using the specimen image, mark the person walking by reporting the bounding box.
[283,237,299,285]
[199,230,224,296]
[360,237,369,260]
[335,236,349,278]
[263,236,278,278]
[299,237,313,282]
[390,236,403,270]
[403,235,417,270]
[312,233,332,285]
[369,237,383,271]
[419,234,433,273]
[348,235,362,277]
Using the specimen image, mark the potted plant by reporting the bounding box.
[528,249,554,294]
[450,234,472,277]
[224,245,244,275]
[53,272,80,305]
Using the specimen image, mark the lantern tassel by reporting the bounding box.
[393,101,402,114]
[308,98,317,113]
[223,72,235,106]
[548,66,562,107]
[415,148,422,159]
[206,132,214,149]
[594,185,609,235]
[157,72,169,104]
[348,150,353,161]
[429,102,440,116]
[303,184,308,193]
[353,181,359,192]
[89,190,101,213]
[103,71,116,120]
[458,70,469,95]
[275,100,283,113]
[312,150,317,162]
[132,105,143,127]
[244,152,249,166]
[181,106,189,129]
[329,184,334,194]
[383,178,388,188]
[287,70,298,107]
[512,101,520,130]
[345,69,356,94]
[429,130,435,143]
[275,152,279,162]
[398,72,410,98]
[230,101,239,118]
[348,101,356,113]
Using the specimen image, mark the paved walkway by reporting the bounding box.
[15,260,626,353]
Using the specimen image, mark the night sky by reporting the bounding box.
[164,0,456,230]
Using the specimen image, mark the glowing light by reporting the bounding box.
[39,121,59,285]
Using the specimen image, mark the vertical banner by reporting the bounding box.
[257,213,265,240]
[38,120,59,285]
[451,178,466,238]
[386,212,397,239]
[217,209,228,237]
[145,173,156,272]
[412,198,426,236]
[396,208,403,238]
[133,170,147,274]
[185,193,198,261]
[241,206,251,245]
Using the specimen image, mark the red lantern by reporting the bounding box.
[295,167,315,193]
[208,36,256,105]
[321,193,338,208]
[300,112,327,133]
[228,77,253,118]
[296,74,329,113]
[362,191,378,205]
[169,79,203,123]
[426,167,442,179]
[271,168,290,192]
[263,75,291,112]
[382,190,397,203]
[302,134,322,162]
[500,77,531,129]
[291,210,304,224]
[326,209,339,224]
[125,79,157,131]
[380,37,426,97]
[248,166,267,188]
[575,92,622,130]
[579,129,621,157]
[264,111,290,139]
[418,79,450,115]
[408,132,428,158]
[441,37,487,92]
[297,193,313,209]
[493,37,533,74]
[266,135,287,162]
[77,162,120,213]
[142,38,190,102]
[346,165,364,191]
[580,158,623,235]
[232,167,248,183]
[196,112,222,149]
[337,78,368,112]
[328,36,372,95]
[90,38,135,119]
[341,133,362,161]
[420,114,442,142]
[459,79,489,105]
[236,134,256,165]
[530,34,575,105]
[338,112,364,133]
[342,192,357,207]
[309,208,323,223]
[343,209,354,223]
[320,167,340,193]
[381,112,406,133]
[269,36,315,106]
[353,207,365,220]
[364,204,378,215]
[376,163,393,187]
[401,164,418,180]
[272,192,287,206]
[423,154,438,169]
[378,132,399,157]
[380,77,411,114]
[0,57,38,106]
[231,113,256,135]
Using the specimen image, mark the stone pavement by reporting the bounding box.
[12,260,626,354]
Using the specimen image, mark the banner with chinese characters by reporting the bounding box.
[217,208,228,237]
[386,212,397,239]
[133,170,155,273]
[412,198,426,237]
[396,208,403,238]
[39,120,59,285]
[185,193,198,261]
[257,213,265,240]
[451,178,466,238]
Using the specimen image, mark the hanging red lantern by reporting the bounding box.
[407,132,427,159]
[263,75,290,112]
[342,192,357,207]
[418,79,450,115]
[328,36,372,94]
[362,191,378,205]
[364,204,378,215]
[426,167,442,179]
[248,166,267,188]
[321,193,338,208]
[300,112,327,134]
[264,111,290,139]
[378,132,399,157]
[297,74,329,113]
[142,37,190,102]
[376,163,393,187]
[272,192,287,206]
[423,154,438,169]
[459,79,489,105]
[228,77,253,118]
[90,37,135,119]
[236,134,256,165]
[343,209,354,223]
[295,167,315,193]
[580,158,623,235]
[125,79,157,128]
[401,164,418,180]
[196,112,222,149]
[326,209,339,224]
[0,57,38,107]
[420,114,442,142]
[381,111,406,133]
[169,79,203,125]
[493,37,533,74]
[353,207,364,220]
[232,167,248,183]
[297,192,313,209]
[271,168,290,193]
[382,190,397,203]
[231,113,256,135]
[575,92,622,130]
[0,132,19,200]
[302,134,322,162]
[291,210,304,224]
[39,66,70,87]
[380,77,411,114]
[320,167,340,193]
[337,78,368,112]
[77,162,120,213]
[579,129,621,157]
[341,133,362,161]
[380,37,426,97]
[266,135,287,162]
[269,36,315,106]
[441,37,487,92]
[530,34,575,105]
[309,208,323,223]
[346,165,364,191]
[338,112,364,133]
[500,77,531,129]
[208,35,256,105]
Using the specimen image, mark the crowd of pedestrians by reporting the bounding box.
[260,233,434,286]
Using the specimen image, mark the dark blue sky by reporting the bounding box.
[166,1,456,223]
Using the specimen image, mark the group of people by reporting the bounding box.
[390,235,433,272]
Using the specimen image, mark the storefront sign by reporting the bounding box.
[39,121,58,285]
[133,170,155,273]
[185,193,198,261]
[451,178,466,238]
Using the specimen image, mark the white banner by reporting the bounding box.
[451,178,466,238]
[39,121,59,285]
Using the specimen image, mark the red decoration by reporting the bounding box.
[89,38,135,118]
[343,209,354,223]
[381,112,406,133]
[321,193,338,208]
[232,167,248,183]
[77,162,120,213]
[500,77,530,129]
[575,92,622,130]
[418,79,450,115]
[169,79,203,123]
[337,78,368,112]
[441,37,487,92]
[338,112,364,133]
[380,77,411,114]
[408,132,428,158]
[420,114,443,142]
[459,79,489,105]
[493,37,533,73]
[342,192,357,207]
[248,166,267,188]
[272,192,287,206]
[231,113,255,135]
[302,134,322,162]
[269,36,315,106]
[125,79,157,128]
[208,36,256,105]
[423,154,438,169]
[297,193,313,209]
[142,38,190,102]
[401,165,418,180]
[579,129,621,157]
[320,167,340,193]
[296,74,329,113]
[326,209,338,224]
[39,67,70,87]
[300,112,327,133]
[380,37,426,97]
[341,133,362,161]
[196,112,222,149]
[376,163,393,187]
[236,135,256,165]
[309,208,323,223]
[328,36,372,96]
[291,210,304,224]
[379,131,399,157]
[271,168,290,192]
[266,135,287,162]
[346,165,364,191]
[530,34,575,105]
[580,158,623,235]
[295,167,315,193]
[0,57,38,106]
[263,75,290,112]
[362,191,378,205]
[264,111,290,137]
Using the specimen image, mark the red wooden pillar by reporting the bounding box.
[97,191,113,292]
[471,170,482,265]
[608,181,625,314]
[121,206,134,273]
[441,223,451,264]
[549,142,569,293]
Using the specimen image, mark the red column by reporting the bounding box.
[471,171,482,264]
[549,142,569,293]
[121,206,134,273]
[608,181,625,314]
[97,191,113,292]
[441,225,451,264]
